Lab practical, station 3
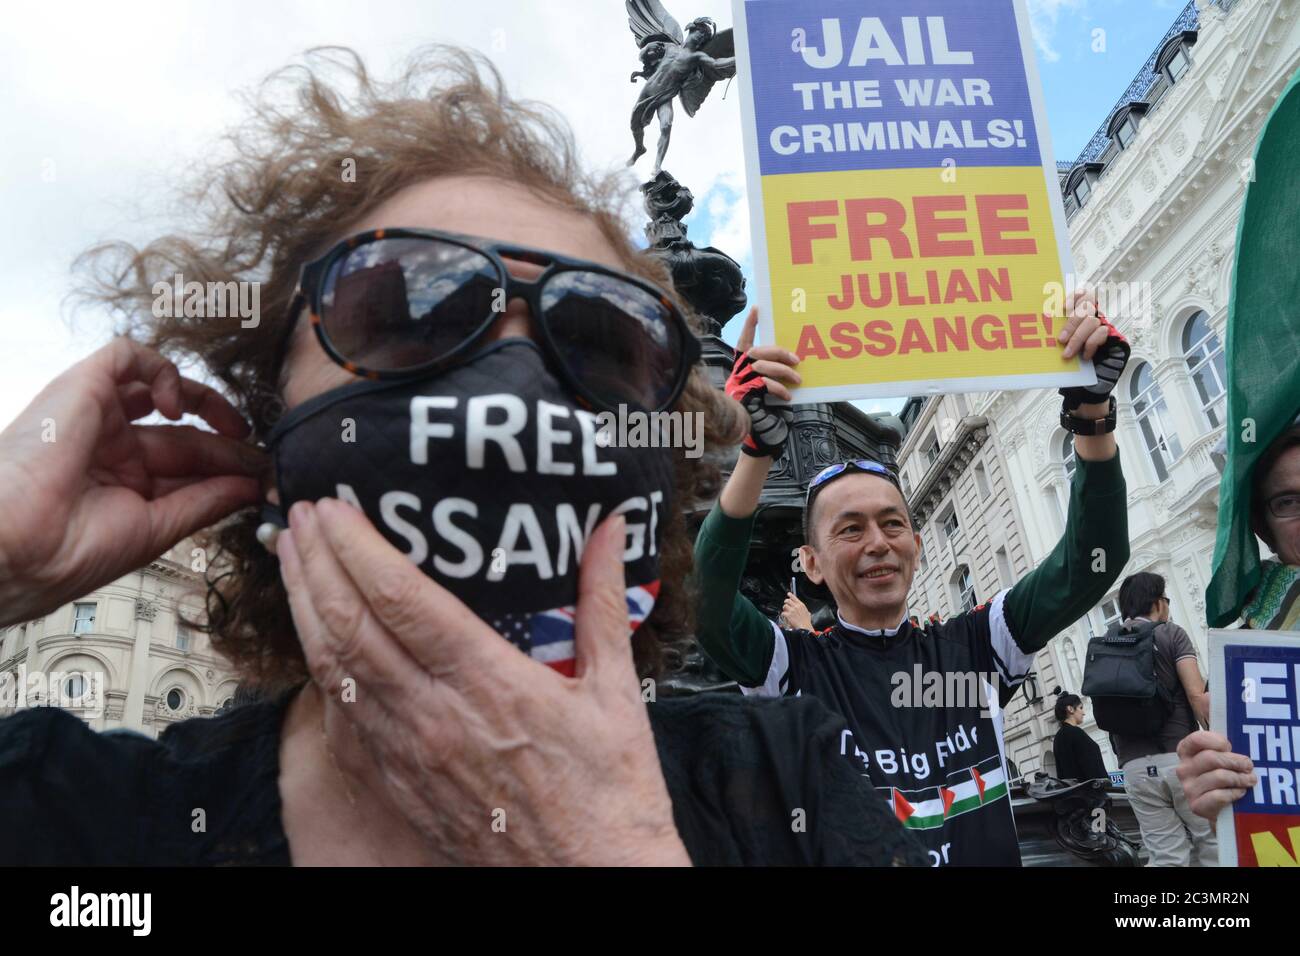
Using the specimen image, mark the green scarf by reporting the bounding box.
[1206,66,1300,627]
[1240,561,1300,630]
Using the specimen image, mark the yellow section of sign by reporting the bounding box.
[761,165,1076,389]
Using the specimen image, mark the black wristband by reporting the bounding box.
[1060,396,1117,435]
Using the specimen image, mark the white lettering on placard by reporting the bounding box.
[1243,662,1293,721]
[798,17,973,71]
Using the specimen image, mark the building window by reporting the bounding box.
[1106,102,1149,153]
[923,431,941,469]
[995,546,1013,590]
[1156,30,1197,85]
[918,540,928,573]
[1166,44,1190,82]
[1093,597,1123,635]
[166,688,185,712]
[1182,311,1227,429]
[1061,433,1076,482]
[974,462,991,501]
[1115,115,1138,149]
[72,603,96,635]
[940,505,961,547]
[64,675,87,702]
[1073,176,1092,209]
[900,471,912,498]
[1061,638,1082,690]
[954,566,977,613]
[176,624,192,653]
[1130,363,1184,482]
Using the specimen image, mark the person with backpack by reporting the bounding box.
[1087,572,1212,866]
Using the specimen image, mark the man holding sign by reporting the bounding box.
[695,293,1131,866]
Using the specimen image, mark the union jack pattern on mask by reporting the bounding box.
[487,581,661,677]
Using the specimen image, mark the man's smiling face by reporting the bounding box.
[801,472,921,629]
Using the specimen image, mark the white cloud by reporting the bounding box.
[701,170,752,264]
[0,0,746,429]
[1027,0,1089,63]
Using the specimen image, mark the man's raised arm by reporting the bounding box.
[693,308,800,688]
[1002,296,1132,651]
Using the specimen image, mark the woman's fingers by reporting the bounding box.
[572,515,636,689]
[90,338,249,435]
[279,529,397,721]
[310,497,511,681]
[143,474,261,554]
[177,375,252,438]
[133,424,267,480]
[735,306,758,354]
[117,382,156,422]
[285,501,423,699]
[90,337,185,420]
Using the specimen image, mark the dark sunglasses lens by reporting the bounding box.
[321,238,498,371]
[540,272,683,410]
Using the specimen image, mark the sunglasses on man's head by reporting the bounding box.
[277,227,701,414]
[806,459,900,501]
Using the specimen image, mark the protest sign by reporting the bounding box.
[731,0,1094,402]
[1208,629,1300,867]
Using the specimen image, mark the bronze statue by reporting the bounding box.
[625,0,736,173]
[639,170,746,337]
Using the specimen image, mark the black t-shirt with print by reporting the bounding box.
[750,598,1032,867]
[0,686,926,867]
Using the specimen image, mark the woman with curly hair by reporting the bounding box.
[0,46,921,866]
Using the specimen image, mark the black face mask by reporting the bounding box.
[265,339,675,674]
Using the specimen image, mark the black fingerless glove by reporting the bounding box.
[725,351,794,458]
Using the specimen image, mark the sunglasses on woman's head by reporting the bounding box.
[276,227,701,414]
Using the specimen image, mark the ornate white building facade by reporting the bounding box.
[0,540,240,737]
[900,0,1300,775]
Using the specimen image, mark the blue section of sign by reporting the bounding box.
[1224,642,1300,814]
[743,0,1040,174]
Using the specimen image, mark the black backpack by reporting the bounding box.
[1081,620,1172,735]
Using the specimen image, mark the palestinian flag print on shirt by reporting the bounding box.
[891,756,1009,830]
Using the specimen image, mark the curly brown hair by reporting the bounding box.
[80,45,743,693]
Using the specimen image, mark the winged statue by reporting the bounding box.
[625,0,736,174]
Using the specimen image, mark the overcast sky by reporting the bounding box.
[0,0,1193,430]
